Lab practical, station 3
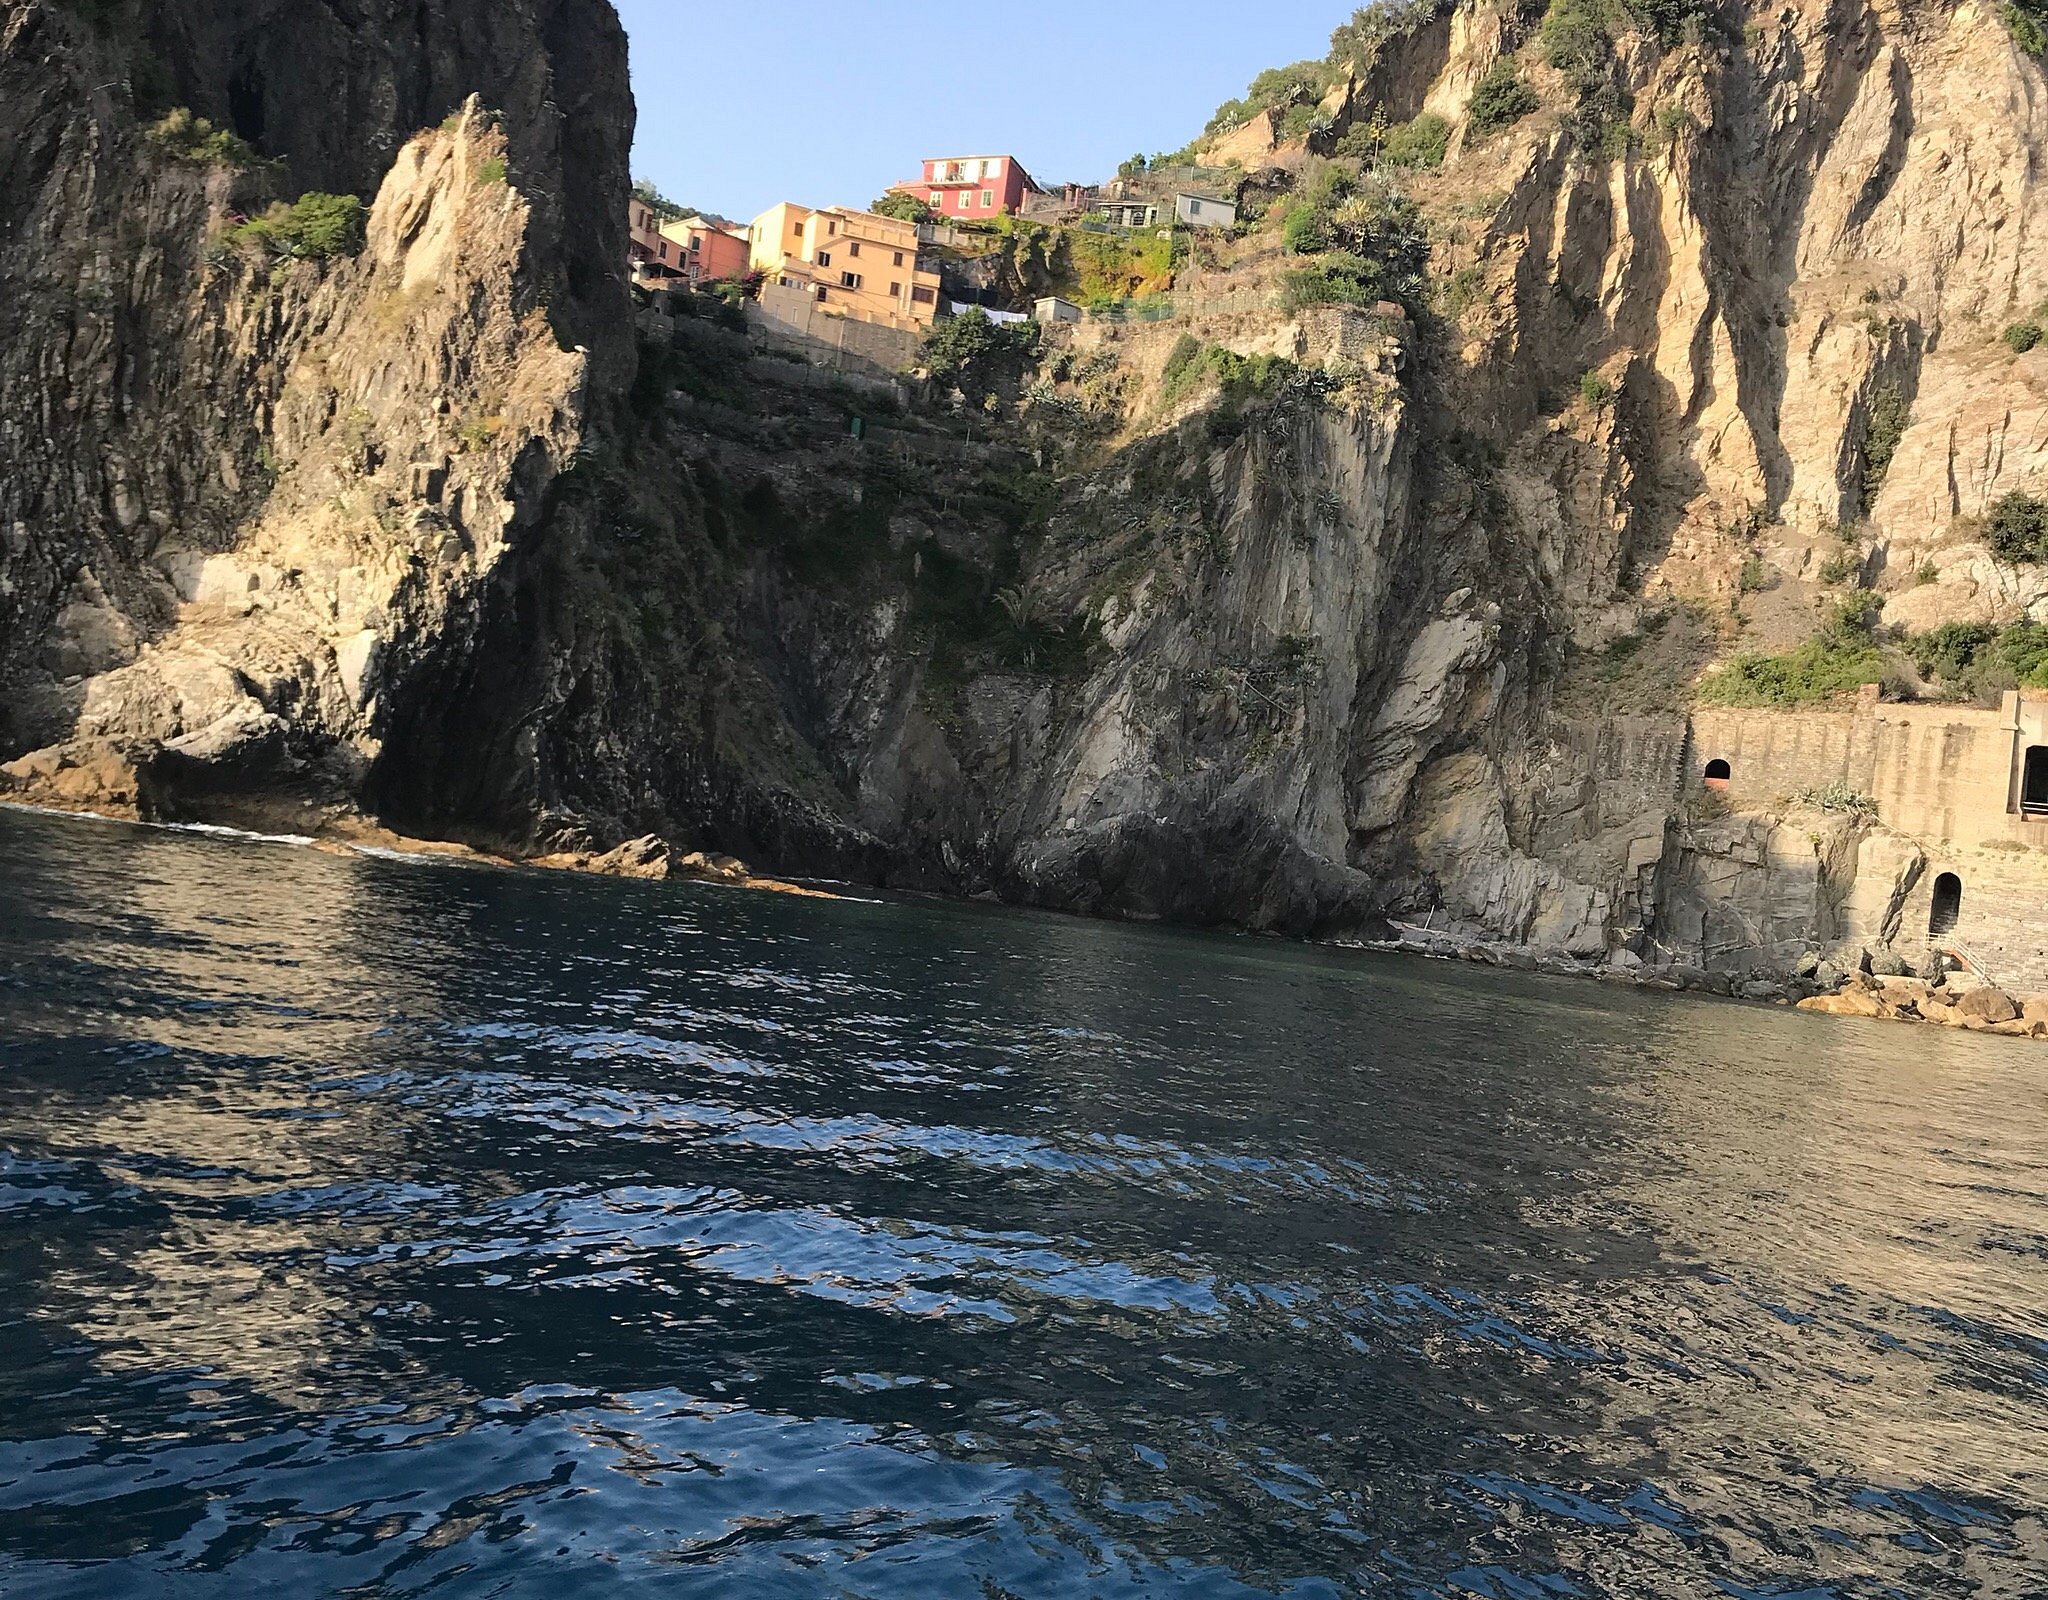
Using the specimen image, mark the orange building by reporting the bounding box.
[746,203,942,330]
[661,216,750,286]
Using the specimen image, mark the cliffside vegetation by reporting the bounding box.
[1205,1,1457,143]
[218,193,367,260]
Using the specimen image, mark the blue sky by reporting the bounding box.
[613,0,1350,222]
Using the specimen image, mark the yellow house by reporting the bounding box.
[747,201,815,277]
[747,202,942,331]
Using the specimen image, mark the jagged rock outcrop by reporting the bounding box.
[0,0,627,830]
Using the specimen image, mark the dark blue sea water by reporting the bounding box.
[0,804,2044,1598]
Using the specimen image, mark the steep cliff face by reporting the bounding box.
[0,0,627,826]
[626,0,2048,970]
[6,0,2048,984]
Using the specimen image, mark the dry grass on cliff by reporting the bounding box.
[1552,606,1713,715]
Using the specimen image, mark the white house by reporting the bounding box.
[1175,192,1236,228]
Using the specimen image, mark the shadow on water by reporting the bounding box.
[0,806,2044,1597]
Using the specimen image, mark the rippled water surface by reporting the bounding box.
[2,806,2046,1597]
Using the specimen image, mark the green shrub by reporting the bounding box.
[1067,228,1175,302]
[1820,590,1881,643]
[1906,621,1997,684]
[1158,334,1207,407]
[2006,0,2048,54]
[1817,550,1860,586]
[1993,619,2048,684]
[1542,0,1624,88]
[1579,368,1613,407]
[1697,602,1885,707]
[1209,349,1297,409]
[146,106,257,167]
[1860,383,1909,505]
[1632,0,1720,46]
[1279,103,1323,143]
[1335,116,1388,162]
[1648,100,1695,155]
[222,193,367,260]
[1906,619,2048,697]
[2004,320,2043,354]
[1465,61,1540,140]
[1283,252,1382,310]
[870,192,935,224]
[478,155,507,186]
[1281,201,1332,256]
[923,308,1040,407]
[1381,113,1450,169]
[1697,638,1886,707]
[1985,491,2048,564]
[1738,556,1767,593]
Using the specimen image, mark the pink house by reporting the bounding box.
[629,199,686,285]
[894,155,1042,220]
[667,217,751,286]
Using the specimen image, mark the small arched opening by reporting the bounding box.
[1703,758,1732,791]
[1929,873,1963,938]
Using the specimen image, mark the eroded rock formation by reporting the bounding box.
[0,0,626,830]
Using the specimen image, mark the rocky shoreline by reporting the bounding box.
[1355,928,2048,1042]
[0,787,837,901]
[7,781,2042,1045]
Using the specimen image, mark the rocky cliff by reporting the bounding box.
[0,0,627,828]
[7,0,2048,988]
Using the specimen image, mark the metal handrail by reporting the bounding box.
[1933,939,1994,987]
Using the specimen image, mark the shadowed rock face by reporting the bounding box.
[0,0,628,829]
[126,0,632,372]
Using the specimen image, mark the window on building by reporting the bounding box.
[841,271,862,289]
[981,190,994,208]
[1187,200,1202,216]
[911,286,936,304]
[816,287,829,301]
[1930,872,1963,937]
[848,241,860,257]
[893,251,904,267]
[1704,759,1731,790]
[817,251,832,267]
[929,192,943,207]
[890,281,902,297]
[2023,747,2048,814]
